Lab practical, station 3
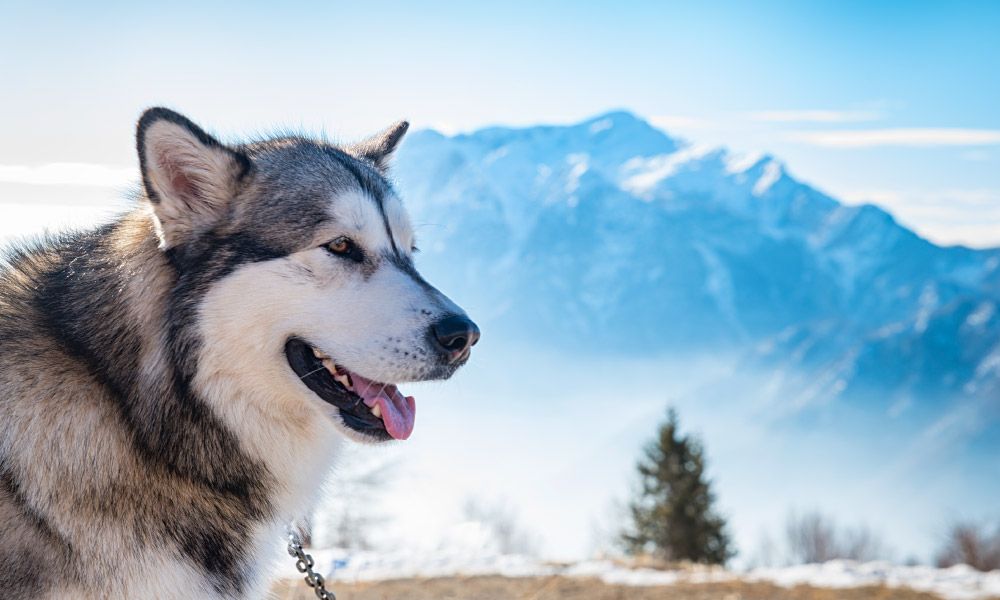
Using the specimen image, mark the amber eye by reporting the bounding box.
[328,237,351,254]
[324,237,363,262]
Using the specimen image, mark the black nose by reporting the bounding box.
[431,314,480,361]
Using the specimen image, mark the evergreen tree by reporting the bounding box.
[621,408,733,564]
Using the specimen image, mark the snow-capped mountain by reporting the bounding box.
[393,111,1000,419]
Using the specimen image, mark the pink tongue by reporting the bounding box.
[349,373,416,440]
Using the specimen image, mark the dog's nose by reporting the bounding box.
[431,314,480,361]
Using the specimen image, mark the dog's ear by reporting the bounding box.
[349,120,409,173]
[137,107,251,249]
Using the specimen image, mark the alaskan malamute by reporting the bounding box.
[0,108,479,599]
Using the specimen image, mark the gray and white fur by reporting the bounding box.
[0,108,479,599]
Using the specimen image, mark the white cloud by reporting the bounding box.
[842,188,1000,248]
[0,162,135,188]
[424,121,461,136]
[788,128,1000,148]
[748,109,883,123]
[649,115,712,131]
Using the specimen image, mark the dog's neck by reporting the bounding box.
[45,210,274,495]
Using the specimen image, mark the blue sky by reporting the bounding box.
[1,0,999,245]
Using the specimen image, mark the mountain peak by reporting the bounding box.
[583,109,646,129]
[579,109,668,139]
[392,110,1000,410]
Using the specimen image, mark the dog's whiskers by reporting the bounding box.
[297,365,329,380]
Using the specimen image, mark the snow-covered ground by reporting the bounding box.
[279,546,1000,600]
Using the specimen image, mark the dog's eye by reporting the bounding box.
[324,237,363,262]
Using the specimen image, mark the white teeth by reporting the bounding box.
[311,350,359,391]
[370,404,382,418]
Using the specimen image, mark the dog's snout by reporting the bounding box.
[431,314,480,362]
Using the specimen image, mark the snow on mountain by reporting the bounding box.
[394,110,1000,419]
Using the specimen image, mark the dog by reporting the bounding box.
[0,107,479,599]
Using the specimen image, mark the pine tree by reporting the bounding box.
[621,408,733,564]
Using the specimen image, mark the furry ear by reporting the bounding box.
[136,107,251,249]
[349,120,410,173]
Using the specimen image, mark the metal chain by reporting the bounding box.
[286,527,336,600]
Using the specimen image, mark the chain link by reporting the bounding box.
[286,527,336,600]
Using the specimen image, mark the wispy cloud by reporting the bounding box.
[748,109,883,123]
[843,188,1000,248]
[846,188,1000,210]
[649,115,713,130]
[789,128,1000,148]
[0,163,135,188]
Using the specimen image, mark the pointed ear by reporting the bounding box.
[349,120,409,173]
[136,107,251,249]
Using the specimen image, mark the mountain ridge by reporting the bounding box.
[393,110,1000,418]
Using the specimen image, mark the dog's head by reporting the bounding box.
[137,107,478,443]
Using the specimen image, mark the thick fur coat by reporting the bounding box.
[0,108,477,599]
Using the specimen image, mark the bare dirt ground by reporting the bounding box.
[272,575,980,600]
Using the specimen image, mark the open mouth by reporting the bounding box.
[284,339,416,441]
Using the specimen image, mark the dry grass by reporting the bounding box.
[271,575,980,600]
